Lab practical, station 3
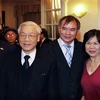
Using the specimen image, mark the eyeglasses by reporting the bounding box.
[19,34,38,39]
[6,34,16,37]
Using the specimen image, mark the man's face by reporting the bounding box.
[58,19,79,45]
[19,25,40,54]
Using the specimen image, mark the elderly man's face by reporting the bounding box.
[19,25,40,54]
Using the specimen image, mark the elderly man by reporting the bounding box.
[0,21,58,100]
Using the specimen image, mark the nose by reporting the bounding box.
[24,35,30,40]
[65,29,70,34]
[90,44,94,48]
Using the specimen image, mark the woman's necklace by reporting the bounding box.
[90,67,94,72]
[89,61,100,73]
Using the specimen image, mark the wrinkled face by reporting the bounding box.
[58,20,78,45]
[5,31,17,44]
[19,25,40,54]
[85,36,100,58]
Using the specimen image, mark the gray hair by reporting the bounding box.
[18,21,42,34]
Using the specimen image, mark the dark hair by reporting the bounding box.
[41,28,49,39]
[58,15,80,30]
[3,28,18,44]
[4,28,18,36]
[83,29,100,59]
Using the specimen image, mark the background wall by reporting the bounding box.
[0,0,40,29]
[67,0,98,41]
[0,0,2,24]
[0,0,100,41]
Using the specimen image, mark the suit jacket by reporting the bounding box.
[0,47,58,100]
[0,40,16,60]
[41,38,52,46]
[37,38,52,50]
[47,39,84,100]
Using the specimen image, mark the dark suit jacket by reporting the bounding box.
[41,38,52,46]
[0,40,16,60]
[0,47,58,100]
[37,38,52,50]
[47,39,84,100]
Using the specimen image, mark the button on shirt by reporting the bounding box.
[21,48,36,66]
[57,38,74,62]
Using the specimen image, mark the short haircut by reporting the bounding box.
[58,15,80,30]
[18,21,42,34]
[83,29,100,59]
[41,28,48,38]
[4,28,18,36]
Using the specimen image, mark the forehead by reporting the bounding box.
[6,31,16,34]
[20,25,37,34]
[61,19,77,28]
[88,36,98,42]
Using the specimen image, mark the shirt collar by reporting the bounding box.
[21,48,36,61]
[58,38,74,47]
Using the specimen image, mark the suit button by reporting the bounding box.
[71,83,74,86]
[71,95,74,98]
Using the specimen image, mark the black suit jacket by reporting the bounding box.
[37,38,52,50]
[41,38,52,46]
[47,39,84,100]
[0,47,58,100]
[0,40,16,60]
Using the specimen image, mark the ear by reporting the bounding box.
[58,26,60,33]
[37,34,40,42]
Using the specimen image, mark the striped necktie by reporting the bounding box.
[64,45,72,67]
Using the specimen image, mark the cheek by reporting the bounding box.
[19,38,23,44]
[71,32,77,36]
[96,47,100,52]
[85,46,89,52]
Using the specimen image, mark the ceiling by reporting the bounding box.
[2,0,40,3]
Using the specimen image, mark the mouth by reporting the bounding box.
[89,50,96,53]
[64,36,71,39]
[23,43,31,46]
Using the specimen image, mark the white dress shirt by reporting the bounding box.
[57,38,74,59]
[21,48,36,66]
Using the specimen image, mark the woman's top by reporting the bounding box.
[81,61,100,100]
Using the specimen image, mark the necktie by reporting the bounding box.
[23,55,30,69]
[64,45,72,67]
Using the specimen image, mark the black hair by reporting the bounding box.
[3,28,18,36]
[41,28,49,39]
[58,15,80,30]
[83,29,100,59]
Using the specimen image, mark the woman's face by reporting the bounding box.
[5,31,17,44]
[85,36,100,58]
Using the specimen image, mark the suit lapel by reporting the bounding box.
[50,40,69,70]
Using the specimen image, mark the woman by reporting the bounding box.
[81,29,100,100]
[3,28,19,46]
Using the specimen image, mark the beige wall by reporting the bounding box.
[0,0,2,24]
[1,1,40,29]
[67,0,98,41]
[0,0,100,41]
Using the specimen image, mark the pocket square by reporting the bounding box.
[41,73,46,75]
[0,47,4,50]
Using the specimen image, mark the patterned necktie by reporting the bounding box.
[64,45,72,67]
[23,55,30,69]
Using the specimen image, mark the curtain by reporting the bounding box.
[15,4,41,27]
